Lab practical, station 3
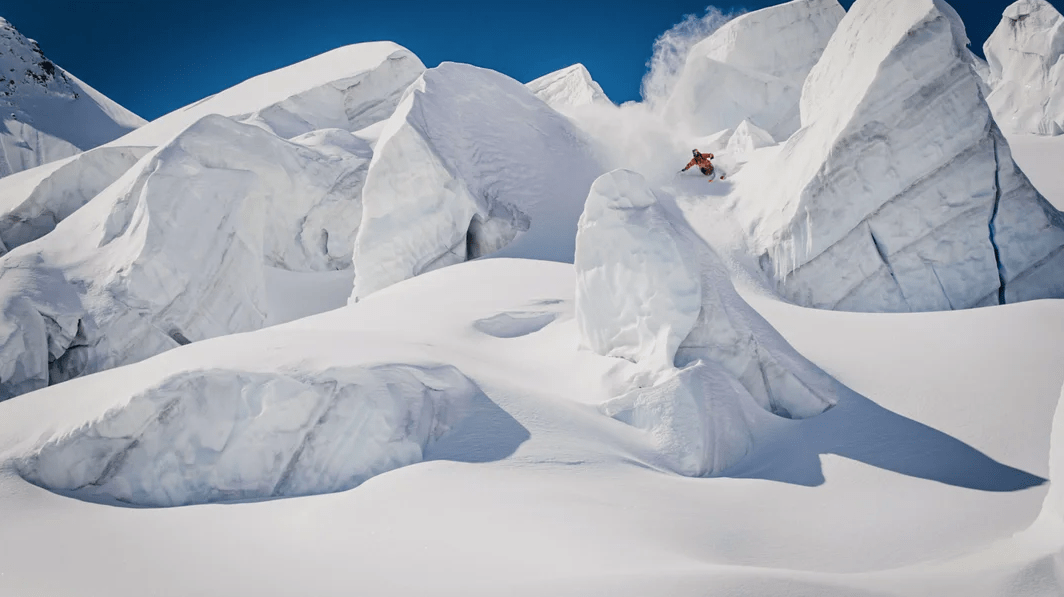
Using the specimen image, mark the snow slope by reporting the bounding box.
[984,0,1064,135]
[0,258,1061,596]
[661,0,845,139]
[526,63,611,109]
[733,0,1064,312]
[0,18,145,177]
[351,62,603,299]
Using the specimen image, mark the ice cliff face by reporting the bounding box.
[0,115,372,400]
[526,64,611,109]
[576,170,839,476]
[984,0,1064,136]
[662,0,845,140]
[0,18,145,177]
[351,62,602,300]
[734,0,1064,312]
[18,363,476,507]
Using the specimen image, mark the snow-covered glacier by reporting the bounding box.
[18,364,476,507]
[0,115,375,400]
[1045,381,1064,523]
[576,170,839,476]
[526,64,612,109]
[0,146,151,255]
[109,42,425,147]
[733,0,1064,312]
[983,0,1064,136]
[0,18,145,177]
[351,62,603,299]
[661,0,845,140]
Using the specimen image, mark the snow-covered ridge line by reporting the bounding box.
[0,17,145,177]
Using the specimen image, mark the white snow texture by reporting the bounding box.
[661,0,846,140]
[526,64,612,109]
[983,0,1064,136]
[576,170,838,475]
[734,0,1064,312]
[351,62,601,299]
[19,364,476,507]
[0,18,145,177]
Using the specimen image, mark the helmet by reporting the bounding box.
[692,149,699,156]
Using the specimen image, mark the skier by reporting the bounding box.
[681,149,725,182]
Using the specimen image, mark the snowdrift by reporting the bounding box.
[661,0,845,140]
[0,115,375,400]
[576,170,839,475]
[734,0,1064,312]
[0,146,151,254]
[984,0,1064,136]
[352,62,603,299]
[0,18,145,177]
[1045,382,1064,522]
[19,364,476,507]
[526,64,612,109]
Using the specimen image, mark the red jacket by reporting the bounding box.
[683,153,714,172]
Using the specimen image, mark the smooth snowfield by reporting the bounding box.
[0,259,1061,596]
[0,18,144,177]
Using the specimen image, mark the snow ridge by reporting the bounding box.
[0,17,145,177]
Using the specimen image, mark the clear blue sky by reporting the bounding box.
[2,0,1058,120]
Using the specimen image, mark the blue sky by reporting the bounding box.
[2,0,1058,120]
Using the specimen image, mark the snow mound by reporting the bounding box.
[0,145,151,254]
[19,364,475,507]
[734,0,1064,312]
[984,0,1064,135]
[576,170,838,475]
[0,18,145,177]
[1046,381,1064,522]
[109,42,425,147]
[351,62,602,299]
[526,64,612,109]
[725,119,775,155]
[0,115,373,400]
[661,0,845,139]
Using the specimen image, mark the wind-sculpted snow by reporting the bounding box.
[0,18,145,177]
[734,0,1064,312]
[984,0,1064,136]
[576,170,838,476]
[526,64,612,109]
[0,146,151,254]
[662,0,845,140]
[0,115,375,400]
[109,42,425,147]
[19,364,475,507]
[351,62,602,299]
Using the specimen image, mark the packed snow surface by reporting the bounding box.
[661,0,845,139]
[984,0,1064,135]
[0,18,145,177]
[733,0,1064,312]
[351,62,602,299]
[0,258,1062,596]
[526,63,612,109]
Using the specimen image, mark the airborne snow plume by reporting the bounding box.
[639,5,739,107]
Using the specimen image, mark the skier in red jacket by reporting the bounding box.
[681,149,725,182]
